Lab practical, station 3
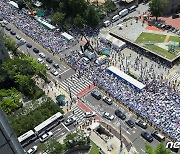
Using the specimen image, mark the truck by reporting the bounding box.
[119,9,129,18]
[112,14,120,22]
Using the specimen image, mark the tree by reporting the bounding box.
[51,12,65,25]
[145,142,172,154]
[74,14,85,27]
[41,139,65,154]
[149,0,167,20]
[3,35,16,53]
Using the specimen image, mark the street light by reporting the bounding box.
[119,120,123,154]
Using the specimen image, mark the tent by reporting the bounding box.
[102,49,110,55]
[61,32,73,41]
[56,95,65,105]
[35,17,56,30]
[9,1,19,9]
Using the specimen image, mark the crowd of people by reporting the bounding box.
[0,0,77,54]
[64,50,180,142]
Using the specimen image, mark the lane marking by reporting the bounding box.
[141,149,145,153]
[62,123,70,132]
[59,68,71,75]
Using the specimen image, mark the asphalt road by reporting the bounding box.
[82,88,172,154]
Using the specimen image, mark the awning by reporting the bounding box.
[56,95,65,103]
[61,32,73,41]
[102,49,110,55]
[9,1,19,9]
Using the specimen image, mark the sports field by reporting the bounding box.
[135,32,180,61]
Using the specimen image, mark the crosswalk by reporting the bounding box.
[59,73,93,96]
[169,73,180,82]
[68,106,86,126]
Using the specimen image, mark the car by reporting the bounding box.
[115,109,126,120]
[5,26,11,31]
[103,96,113,105]
[135,119,148,129]
[16,35,21,40]
[103,112,114,121]
[3,21,8,25]
[37,58,44,64]
[26,43,32,48]
[46,57,53,63]
[0,17,3,21]
[53,63,59,69]
[33,48,39,53]
[10,30,16,35]
[91,90,101,100]
[141,131,153,142]
[45,64,51,70]
[0,23,5,27]
[27,145,38,154]
[84,111,96,118]
[64,117,76,126]
[39,52,46,58]
[39,131,53,142]
[126,119,135,128]
[20,38,26,43]
[50,69,59,76]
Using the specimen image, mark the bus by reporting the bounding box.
[34,112,64,136]
[18,130,37,147]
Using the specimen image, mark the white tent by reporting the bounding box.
[9,1,19,9]
[61,32,73,41]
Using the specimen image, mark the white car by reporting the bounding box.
[39,131,53,142]
[45,64,51,70]
[84,111,96,118]
[27,146,37,154]
[39,52,46,58]
[50,69,59,76]
[20,38,26,43]
[37,58,44,64]
[103,112,114,121]
[16,35,21,40]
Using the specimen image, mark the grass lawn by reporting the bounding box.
[89,140,105,154]
[144,45,176,60]
[135,32,166,43]
[169,36,180,42]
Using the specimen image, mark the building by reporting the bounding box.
[0,27,9,64]
[0,108,25,154]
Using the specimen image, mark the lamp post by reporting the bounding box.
[119,120,123,154]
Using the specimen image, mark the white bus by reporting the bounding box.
[128,5,137,13]
[112,15,120,22]
[119,9,129,18]
[34,112,64,136]
[18,130,37,147]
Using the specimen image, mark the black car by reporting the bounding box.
[5,26,11,31]
[126,119,135,128]
[115,110,126,120]
[103,96,113,105]
[53,63,59,69]
[10,30,16,35]
[141,131,153,142]
[135,119,148,129]
[26,43,32,48]
[0,17,3,21]
[33,48,39,53]
[46,57,53,64]
[91,90,101,100]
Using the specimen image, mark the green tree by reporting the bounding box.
[51,12,65,25]
[3,35,16,53]
[149,0,167,20]
[41,139,65,154]
[145,142,172,154]
[74,14,85,27]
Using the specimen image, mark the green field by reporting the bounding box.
[135,32,180,60]
[135,32,166,43]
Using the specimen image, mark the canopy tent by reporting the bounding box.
[102,49,110,55]
[107,66,146,90]
[61,32,73,41]
[33,1,42,7]
[36,11,45,17]
[56,95,65,105]
[35,17,56,30]
[9,1,19,9]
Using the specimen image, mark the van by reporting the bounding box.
[151,131,165,142]
[104,20,111,27]
[112,15,120,22]
[128,5,137,13]
[119,9,129,18]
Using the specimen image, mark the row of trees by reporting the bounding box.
[8,97,64,137]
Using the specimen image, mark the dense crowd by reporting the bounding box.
[0,0,77,54]
[65,50,180,142]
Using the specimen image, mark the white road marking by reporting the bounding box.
[59,68,71,75]
[62,123,70,132]
[141,149,145,153]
